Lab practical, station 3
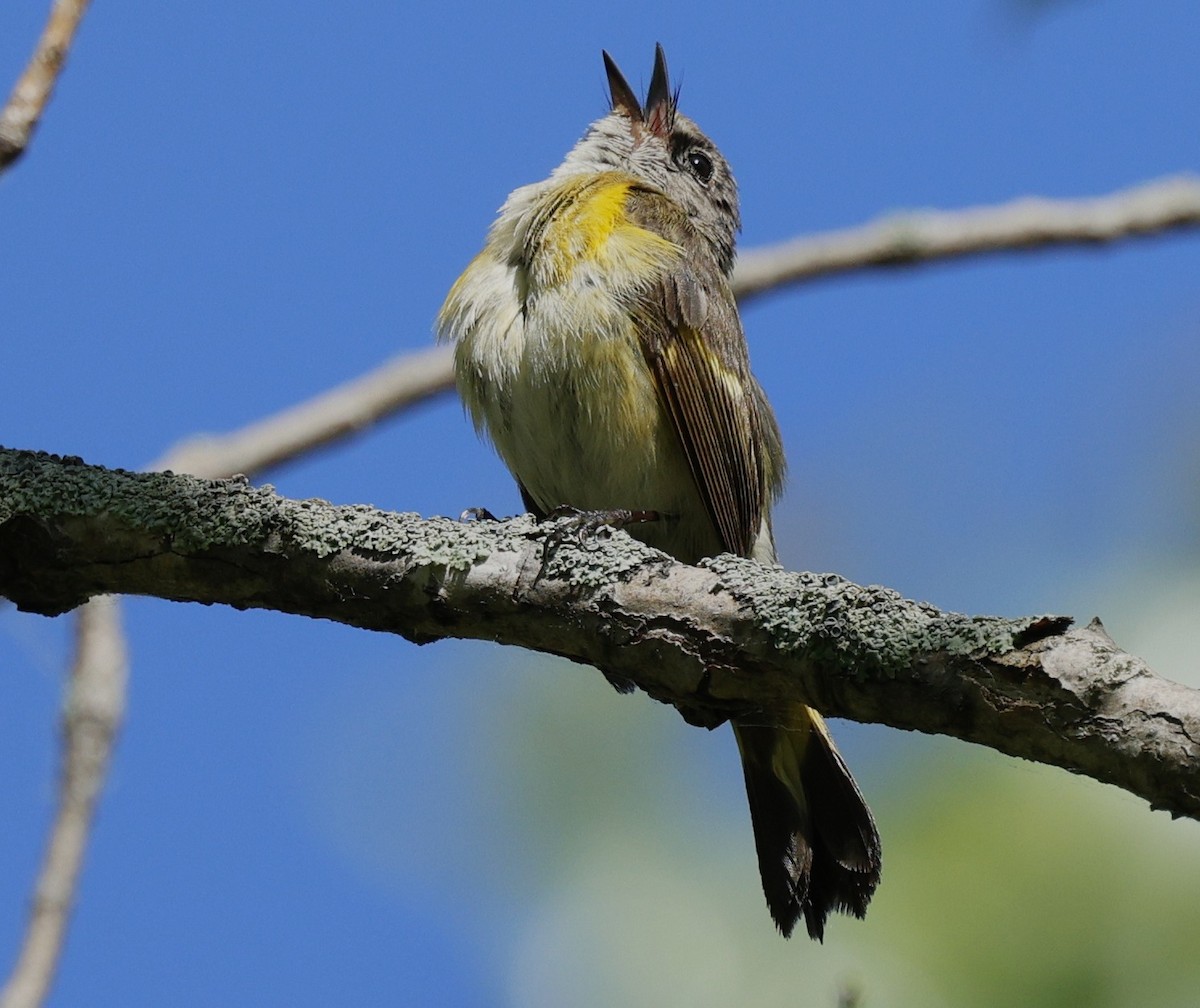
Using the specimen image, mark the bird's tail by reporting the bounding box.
[732,706,881,940]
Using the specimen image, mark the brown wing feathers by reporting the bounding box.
[648,325,761,557]
[625,188,765,559]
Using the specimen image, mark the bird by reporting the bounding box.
[437,44,881,940]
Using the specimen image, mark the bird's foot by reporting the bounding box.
[459,507,500,522]
[544,505,662,546]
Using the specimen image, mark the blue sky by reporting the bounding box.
[2,2,1199,1005]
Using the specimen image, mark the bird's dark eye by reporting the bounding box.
[686,149,713,184]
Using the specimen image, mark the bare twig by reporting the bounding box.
[2,7,103,1000]
[0,0,91,172]
[732,174,1200,299]
[139,175,1200,472]
[1,449,1197,821]
[136,177,1200,456]
[93,173,1200,485]
[0,597,126,1008]
[155,345,455,479]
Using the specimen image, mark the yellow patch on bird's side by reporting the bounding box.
[556,175,631,256]
[533,173,679,287]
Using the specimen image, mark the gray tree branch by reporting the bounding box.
[3,447,1196,821]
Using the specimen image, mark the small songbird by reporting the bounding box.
[437,45,881,939]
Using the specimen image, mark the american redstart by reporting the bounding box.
[438,45,881,940]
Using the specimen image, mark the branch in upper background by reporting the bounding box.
[732,174,1200,299]
[0,0,91,172]
[156,345,456,479]
[101,173,1200,480]
[92,173,1200,481]
[2,448,1198,823]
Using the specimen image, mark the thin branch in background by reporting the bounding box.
[0,597,127,1008]
[732,173,1200,299]
[156,345,455,478]
[0,0,91,172]
[129,173,1200,476]
[144,174,1200,470]
[0,3,100,1003]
